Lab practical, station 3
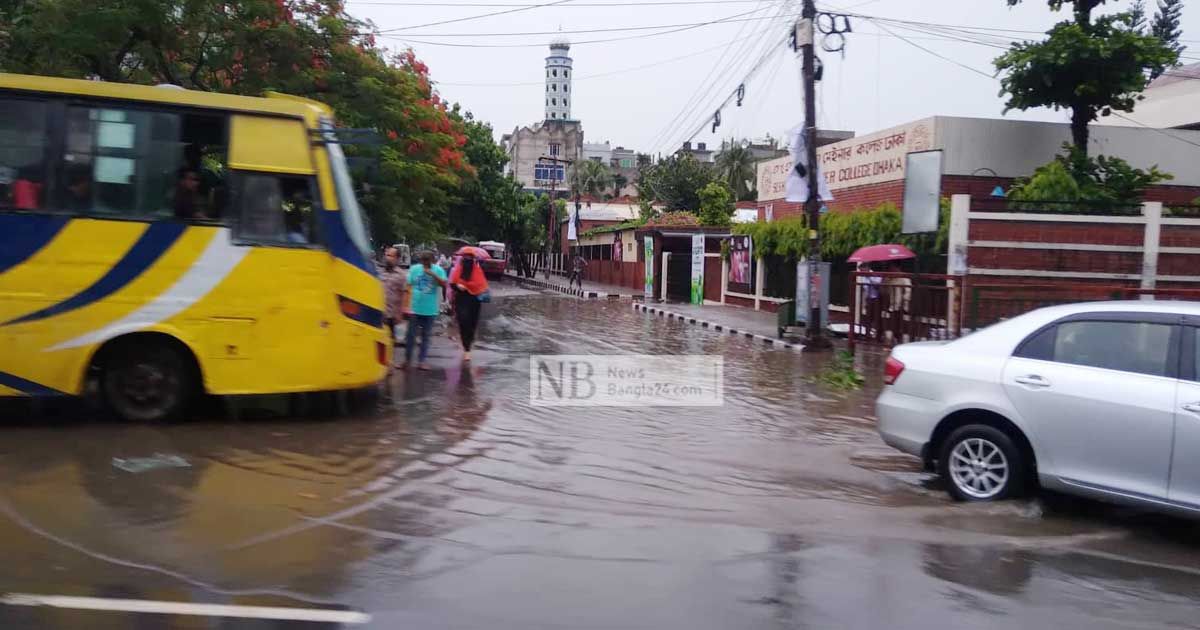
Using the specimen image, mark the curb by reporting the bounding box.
[507,274,642,301]
[631,303,805,351]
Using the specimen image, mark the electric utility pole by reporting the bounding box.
[538,155,574,280]
[800,0,830,349]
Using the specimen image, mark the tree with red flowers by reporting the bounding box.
[0,0,473,243]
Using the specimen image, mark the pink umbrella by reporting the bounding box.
[455,246,491,259]
[847,244,917,263]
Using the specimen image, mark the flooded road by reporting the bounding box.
[2,282,1200,629]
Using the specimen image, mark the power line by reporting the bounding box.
[1108,112,1200,151]
[668,32,789,152]
[379,0,572,31]
[647,1,780,151]
[378,12,801,36]
[861,21,1200,153]
[435,33,761,86]
[381,5,784,47]
[839,10,1200,44]
[870,20,998,79]
[352,0,766,5]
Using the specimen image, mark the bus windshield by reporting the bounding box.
[322,121,373,258]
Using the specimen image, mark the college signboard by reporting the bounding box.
[757,118,937,201]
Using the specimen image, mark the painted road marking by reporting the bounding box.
[0,594,371,624]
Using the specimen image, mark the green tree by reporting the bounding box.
[696,181,734,227]
[995,2,1179,156]
[446,112,508,241]
[612,173,628,197]
[1010,142,1172,205]
[0,0,473,245]
[714,140,757,202]
[569,159,612,198]
[1129,0,1148,32]
[1151,0,1186,79]
[635,154,715,212]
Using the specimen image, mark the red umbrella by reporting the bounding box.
[847,244,917,263]
[455,246,491,259]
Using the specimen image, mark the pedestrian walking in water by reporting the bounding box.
[379,247,408,362]
[449,251,491,362]
[571,252,587,290]
[402,251,447,371]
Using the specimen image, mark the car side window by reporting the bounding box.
[1051,320,1174,377]
[1014,325,1056,360]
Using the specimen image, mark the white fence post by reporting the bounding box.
[754,256,765,311]
[1142,201,1162,294]
[721,258,728,304]
[947,194,971,334]
[661,253,670,301]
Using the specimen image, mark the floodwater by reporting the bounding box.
[2,283,1200,629]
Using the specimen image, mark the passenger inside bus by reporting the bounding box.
[173,167,206,220]
[63,166,92,212]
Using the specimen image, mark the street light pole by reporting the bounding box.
[800,0,830,349]
[538,155,575,280]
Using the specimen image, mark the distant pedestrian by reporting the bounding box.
[379,247,408,357]
[402,251,447,370]
[571,253,587,290]
[449,252,491,362]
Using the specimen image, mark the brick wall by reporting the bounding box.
[757,176,1200,219]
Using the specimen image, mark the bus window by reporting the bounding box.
[0,98,49,211]
[233,172,319,246]
[61,105,227,220]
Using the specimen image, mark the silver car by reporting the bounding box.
[876,301,1200,516]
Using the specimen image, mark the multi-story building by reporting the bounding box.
[502,39,584,194]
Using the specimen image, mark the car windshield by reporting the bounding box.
[321,120,372,259]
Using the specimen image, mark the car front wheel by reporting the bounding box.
[939,425,1026,502]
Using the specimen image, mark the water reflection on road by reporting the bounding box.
[1,283,1199,629]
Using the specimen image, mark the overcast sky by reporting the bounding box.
[346,0,1199,155]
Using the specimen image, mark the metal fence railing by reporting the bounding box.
[970,197,1143,216]
[848,272,965,350]
[965,284,1200,331]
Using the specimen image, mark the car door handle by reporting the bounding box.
[1183,402,1200,414]
[1014,374,1051,388]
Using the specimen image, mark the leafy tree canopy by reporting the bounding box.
[696,181,734,227]
[635,154,714,212]
[0,0,474,245]
[1009,142,1172,205]
[995,3,1178,155]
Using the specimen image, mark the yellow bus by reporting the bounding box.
[0,73,388,421]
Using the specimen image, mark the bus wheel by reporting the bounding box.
[101,341,194,422]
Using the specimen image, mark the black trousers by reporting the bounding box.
[454,291,482,351]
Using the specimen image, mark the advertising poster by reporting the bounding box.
[727,235,753,294]
[690,234,704,304]
[643,236,654,299]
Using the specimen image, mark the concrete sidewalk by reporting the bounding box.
[504,271,642,300]
[632,302,805,351]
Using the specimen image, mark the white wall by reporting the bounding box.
[936,116,1200,186]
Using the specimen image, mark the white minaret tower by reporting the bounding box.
[544,38,573,121]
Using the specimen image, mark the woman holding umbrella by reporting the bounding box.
[449,246,492,362]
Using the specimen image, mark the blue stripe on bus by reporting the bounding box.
[3,221,188,327]
[0,214,70,276]
[319,210,376,277]
[0,370,65,396]
[337,294,383,328]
